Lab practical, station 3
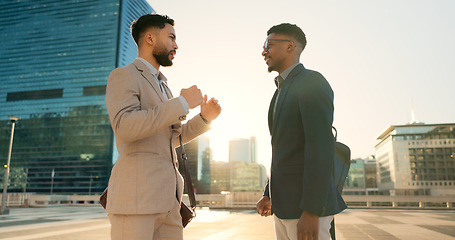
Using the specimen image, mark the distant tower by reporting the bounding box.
[229,137,256,163]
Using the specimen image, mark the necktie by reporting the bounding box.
[161,81,171,100]
[275,75,285,90]
[273,76,284,120]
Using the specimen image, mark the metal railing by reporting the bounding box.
[1,192,454,209]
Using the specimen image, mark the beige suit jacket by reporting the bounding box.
[105,59,210,214]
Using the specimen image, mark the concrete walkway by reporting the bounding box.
[0,206,454,239]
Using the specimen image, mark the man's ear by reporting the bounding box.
[287,41,294,51]
[144,32,155,46]
[288,41,298,52]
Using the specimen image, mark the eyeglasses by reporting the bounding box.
[263,39,291,52]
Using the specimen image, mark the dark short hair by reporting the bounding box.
[267,23,306,50]
[130,14,174,45]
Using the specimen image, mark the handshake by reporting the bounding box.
[180,85,221,122]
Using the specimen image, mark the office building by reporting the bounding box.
[229,137,256,163]
[364,156,378,189]
[210,161,230,194]
[0,0,153,194]
[230,161,266,192]
[176,135,211,194]
[375,123,455,196]
[343,156,378,195]
[210,160,267,193]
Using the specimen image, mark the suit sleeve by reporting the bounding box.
[172,114,211,147]
[105,68,187,143]
[298,71,335,216]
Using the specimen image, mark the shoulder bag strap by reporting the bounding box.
[179,135,196,210]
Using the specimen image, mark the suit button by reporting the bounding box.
[179,115,186,121]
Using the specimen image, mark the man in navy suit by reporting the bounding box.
[256,23,346,240]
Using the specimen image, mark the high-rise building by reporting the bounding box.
[176,135,211,194]
[229,137,256,163]
[0,0,153,194]
[375,123,455,196]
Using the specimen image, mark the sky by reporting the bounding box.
[147,0,455,170]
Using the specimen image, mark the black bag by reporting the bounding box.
[332,127,351,194]
[180,201,195,227]
[330,127,351,240]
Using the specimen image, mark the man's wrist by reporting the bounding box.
[200,113,211,124]
[301,211,318,218]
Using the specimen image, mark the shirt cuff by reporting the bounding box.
[178,96,190,114]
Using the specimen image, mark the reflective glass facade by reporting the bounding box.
[176,136,211,194]
[0,0,153,194]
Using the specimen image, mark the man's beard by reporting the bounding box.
[153,45,174,67]
[265,56,274,72]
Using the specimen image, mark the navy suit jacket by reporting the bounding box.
[264,64,346,219]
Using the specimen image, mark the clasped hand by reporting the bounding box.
[180,85,221,122]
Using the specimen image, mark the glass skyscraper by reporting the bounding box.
[0,0,153,194]
[176,136,212,194]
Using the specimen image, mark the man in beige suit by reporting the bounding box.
[105,14,221,240]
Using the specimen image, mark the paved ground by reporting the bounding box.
[0,206,454,239]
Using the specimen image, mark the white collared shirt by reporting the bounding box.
[136,57,189,114]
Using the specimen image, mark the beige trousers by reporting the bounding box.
[109,200,183,240]
[274,215,334,240]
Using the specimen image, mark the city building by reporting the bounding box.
[375,123,455,196]
[230,161,266,192]
[210,161,230,194]
[229,136,256,163]
[176,135,211,194]
[364,156,378,190]
[342,156,378,195]
[0,0,153,194]
[210,160,267,193]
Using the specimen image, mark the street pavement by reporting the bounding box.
[0,206,454,239]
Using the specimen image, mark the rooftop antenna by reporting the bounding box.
[410,98,416,124]
[409,98,423,124]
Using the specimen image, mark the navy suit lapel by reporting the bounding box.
[271,64,305,136]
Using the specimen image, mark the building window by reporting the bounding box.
[83,85,106,96]
[7,89,63,101]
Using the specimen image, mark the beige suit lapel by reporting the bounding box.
[132,59,165,102]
